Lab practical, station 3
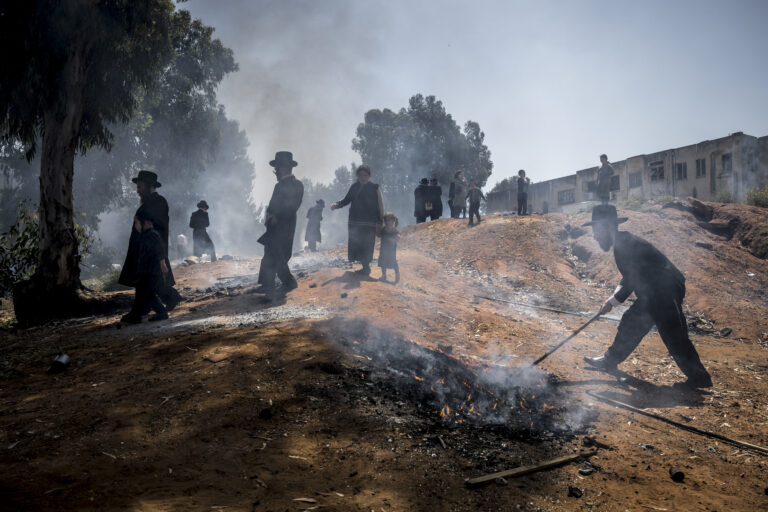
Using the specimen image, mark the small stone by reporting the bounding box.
[340,293,348,298]
[578,467,595,476]
[494,477,508,485]
[694,241,713,250]
[669,466,684,482]
[309,283,317,288]
[567,486,583,498]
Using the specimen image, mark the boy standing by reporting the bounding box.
[378,212,400,283]
[517,169,530,215]
[122,211,169,323]
[466,181,486,226]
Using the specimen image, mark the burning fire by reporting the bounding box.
[439,405,451,417]
[414,375,424,382]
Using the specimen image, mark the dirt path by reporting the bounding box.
[1,202,767,511]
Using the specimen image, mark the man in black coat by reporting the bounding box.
[257,151,304,295]
[119,170,181,315]
[305,199,324,252]
[596,154,614,205]
[582,205,712,389]
[414,178,429,223]
[517,169,530,215]
[189,200,217,261]
[428,178,443,220]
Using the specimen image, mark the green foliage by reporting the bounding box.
[0,0,176,159]
[746,185,768,208]
[0,201,38,295]
[712,190,735,204]
[0,202,96,296]
[352,94,493,221]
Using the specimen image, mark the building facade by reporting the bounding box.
[487,132,768,214]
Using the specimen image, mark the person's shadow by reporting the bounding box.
[321,270,378,290]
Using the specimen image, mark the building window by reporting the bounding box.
[675,162,687,180]
[610,175,620,191]
[629,172,642,188]
[650,161,664,181]
[722,153,732,174]
[695,158,706,178]
[582,180,596,193]
[557,189,575,205]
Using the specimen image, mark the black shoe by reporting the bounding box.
[149,312,169,322]
[283,279,298,292]
[163,292,181,312]
[673,374,713,390]
[583,355,617,371]
[251,285,275,294]
[121,313,142,324]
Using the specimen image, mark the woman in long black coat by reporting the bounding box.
[331,165,384,275]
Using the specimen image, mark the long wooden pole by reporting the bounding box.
[589,392,768,456]
[465,450,598,487]
[532,312,602,366]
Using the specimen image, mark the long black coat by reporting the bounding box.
[257,175,304,259]
[428,185,443,217]
[414,183,430,217]
[305,205,323,243]
[613,231,685,302]
[336,181,382,264]
[119,192,175,287]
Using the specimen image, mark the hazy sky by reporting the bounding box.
[185,0,768,203]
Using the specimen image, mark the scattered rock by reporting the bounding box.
[183,256,199,266]
[567,486,583,498]
[719,327,732,337]
[639,443,655,451]
[46,353,70,374]
[578,466,595,476]
[494,477,508,486]
[341,293,348,298]
[695,241,714,250]
[669,467,685,482]
[220,254,234,261]
[309,283,317,288]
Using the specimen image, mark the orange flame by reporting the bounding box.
[414,375,424,382]
[439,405,451,417]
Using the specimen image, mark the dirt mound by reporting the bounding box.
[2,204,768,511]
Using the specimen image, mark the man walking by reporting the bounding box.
[448,171,468,219]
[414,178,429,223]
[597,154,614,205]
[119,170,181,316]
[466,181,486,227]
[517,169,530,215]
[256,151,304,296]
[189,200,217,262]
[305,199,325,252]
[582,205,712,389]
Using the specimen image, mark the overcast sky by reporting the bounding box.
[185,0,768,203]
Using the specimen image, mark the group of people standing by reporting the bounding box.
[414,170,488,226]
[414,178,444,222]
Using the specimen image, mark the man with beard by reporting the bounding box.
[256,151,304,296]
[119,170,181,319]
[582,205,712,390]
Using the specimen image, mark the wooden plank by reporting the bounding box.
[465,450,597,487]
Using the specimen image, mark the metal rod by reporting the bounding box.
[587,391,768,456]
[532,312,602,366]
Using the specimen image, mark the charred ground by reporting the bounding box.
[1,199,767,511]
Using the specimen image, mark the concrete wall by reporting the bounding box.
[487,132,768,213]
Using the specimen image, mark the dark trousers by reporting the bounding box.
[307,240,317,251]
[449,205,462,218]
[517,193,527,215]
[468,202,481,225]
[130,276,166,317]
[258,242,296,289]
[415,215,427,223]
[429,211,440,221]
[605,283,710,381]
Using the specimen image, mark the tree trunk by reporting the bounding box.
[13,46,87,326]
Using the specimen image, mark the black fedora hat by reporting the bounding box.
[197,200,209,209]
[269,151,298,168]
[132,170,161,188]
[316,199,325,206]
[583,204,628,226]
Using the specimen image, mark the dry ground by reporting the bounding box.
[1,200,767,511]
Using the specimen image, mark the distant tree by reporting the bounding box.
[352,94,493,222]
[0,0,175,325]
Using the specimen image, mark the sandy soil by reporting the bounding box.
[1,200,767,511]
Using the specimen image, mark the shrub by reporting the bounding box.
[712,190,735,204]
[746,185,768,208]
[0,202,95,297]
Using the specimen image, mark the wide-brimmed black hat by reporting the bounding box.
[132,170,161,188]
[316,199,325,206]
[197,200,209,209]
[582,204,628,226]
[420,178,429,185]
[269,151,298,168]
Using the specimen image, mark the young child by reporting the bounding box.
[466,181,486,226]
[122,211,169,323]
[377,212,400,283]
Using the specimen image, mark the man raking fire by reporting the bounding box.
[582,205,713,390]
